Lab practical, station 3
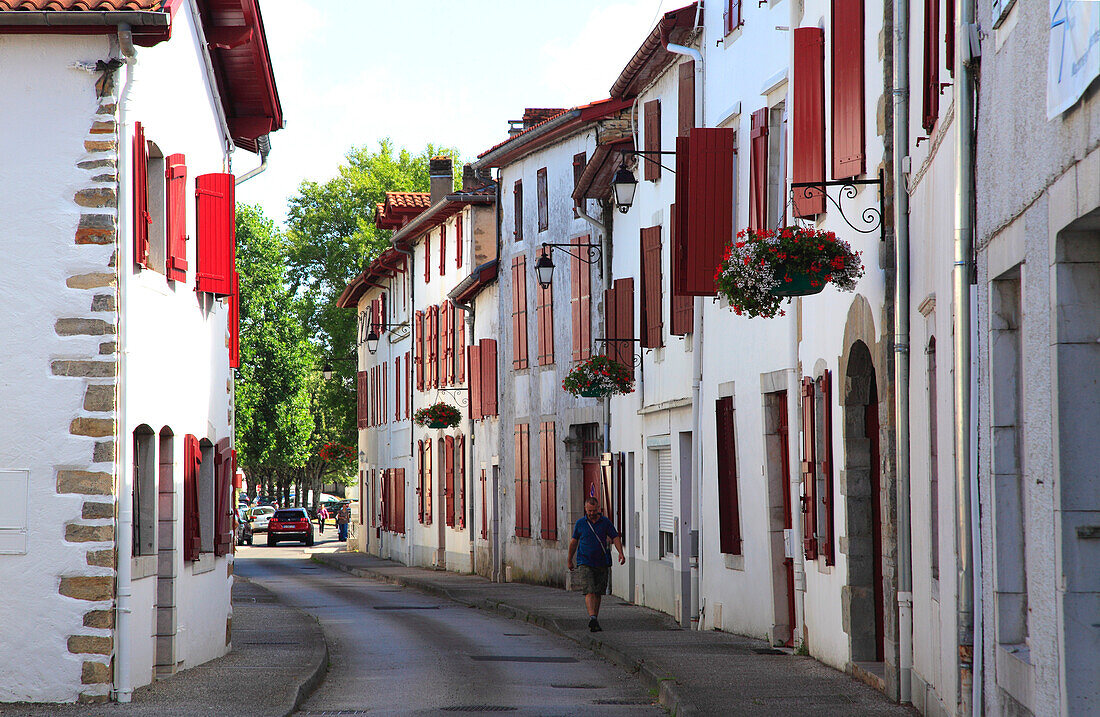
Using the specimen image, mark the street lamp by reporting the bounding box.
[322,363,334,381]
[611,162,638,213]
[535,251,555,289]
[365,330,380,355]
[533,241,602,289]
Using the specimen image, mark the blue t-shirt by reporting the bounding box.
[572,515,619,567]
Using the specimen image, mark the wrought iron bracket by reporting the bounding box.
[435,387,469,408]
[386,322,411,342]
[594,337,643,367]
[620,149,677,175]
[542,241,602,265]
[789,168,885,241]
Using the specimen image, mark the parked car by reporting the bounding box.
[247,505,275,533]
[267,508,314,547]
[236,507,253,546]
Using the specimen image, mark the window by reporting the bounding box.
[415,311,424,391]
[656,447,675,556]
[165,153,188,282]
[144,143,166,273]
[792,28,826,217]
[480,339,498,417]
[456,435,466,530]
[395,354,402,422]
[439,225,447,277]
[715,398,742,555]
[813,371,836,565]
[183,435,201,562]
[537,167,549,232]
[133,426,156,556]
[723,0,742,35]
[513,180,523,241]
[604,278,635,379]
[198,440,215,553]
[468,343,482,420]
[540,422,556,540]
[424,231,431,284]
[445,435,456,527]
[922,0,940,133]
[831,0,865,180]
[669,205,693,336]
[357,371,368,429]
[678,60,694,136]
[768,105,788,230]
[749,107,769,231]
[644,100,661,181]
[514,423,530,537]
[572,152,586,193]
[418,439,433,525]
[672,128,734,296]
[195,173,235,296]
[511,256,529,369]
[455,215,463,268]
[640,226,663,348]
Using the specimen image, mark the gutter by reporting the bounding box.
[0,11,168,27]
[390,193,495,250]
[235,134,270,185]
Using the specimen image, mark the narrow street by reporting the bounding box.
[235,536,661,716]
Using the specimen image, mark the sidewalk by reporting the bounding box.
[0,579,327,717]
[312,548,916,716]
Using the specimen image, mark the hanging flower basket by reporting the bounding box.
[413,402,461,429]
[562,355,635,398]
[715,226,865,319]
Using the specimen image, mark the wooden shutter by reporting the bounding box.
[678,60,695,136]
[427,306,438,389]
[537,282,554,366]
[468,344,482,420]
[357,371,368,429]
[183,435,201,562]
[605,278,635,380]
[749,108,769,231]
[669,204,694,336]
[195,173,235,295]
[165,153,188,281]
[415,311,424,390]
[540,422,557,540]
[819,370,836,564]
[640,226,663,349]
[644,99,661,181]
[514,424,530,537]
[945,0,955,77]
[456,305,466,384]
[229,272,240,369]
[724,0,742,35]
[132,121,150,268]
[417,440,425,523]
[382,362,388,425]
[424,231,431,284]
[513,179,523,241]
[395,355,402,422]
[424,438,433,525]
[480,468,488,539]
[801,377,818,559]
[456,435,466,529]
[214,448,234,556]
[441,301,452,386]
[715,397,742,555]
[573,152,586,192]
[440,225,447,277]
[793,28,826,217]
[922,0,940,133]
[480,339,498,416]
[456,216,463,268]
[396,468,406,534]
[831,0,865,180]
[381,469,389,531]
[571,236,592,361]
[675,129,735,296]
[445,435,456,527]
[405,350,412,418]
[511,256,529,369]
[537,167,549,232]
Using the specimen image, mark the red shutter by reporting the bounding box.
[132,121,150,268]
[415,311,424,390]
[381,469,389,531]
[570,235,592,360]
[922,0,940,133]
[724,0,742,35]
[793,28,826,217]
[424,231,431,284]
[515,424,530,538]
[945,0,955,77]
[511,256,528,369]
[383,361,388,425]
[749,108,769,231]
[195,173,236,295]
[396,468,406,534]
[229,272,240,368]
[513,180,523,241]
[468,344,482,420]
[405,350,412,418]
[432,305,441,388]
[456,216,464,268]
[357,371,368,429]
[183,435,201,562]
[678,60,695,136]
[456,305,466,384]
[214,447,234,556]
[165,153,188,281]
[394,355,401,422]
[669,204,694,336]
[640,226,663,349]
[832,0,866,180]
[537,282,554,366]
[716,397,742,555]
[480,468,488,539]
[456,435,466,529]
[573,152,586,192]
[417,440,425,523]
[537,167,549,232]
[440,225,447,277]
[540,422,557,540]
[801,376,818,559]
[441,301,451,387]
[644,99,662,181]
[605,278,635,380]
[424,438,433,525]
[675,128,734,296]
[480,339,498,416]
[821,369,836,565]
[445,435,456,527]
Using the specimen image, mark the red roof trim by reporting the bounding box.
[475,97,632,168]
[610,2,698,100]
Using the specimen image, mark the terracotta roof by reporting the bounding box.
[610,2,699,100]
[374,192,432,231]
[0,1,161,8]
[475,98,632,168]
[572,138,634,203]
[336,248,407,309]
[522,108,566,127]
[387,192,431,209]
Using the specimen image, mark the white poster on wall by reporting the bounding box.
[1048,0,1100,118]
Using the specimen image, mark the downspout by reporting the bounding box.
[452,295,476,574]
[954,0,978,712]
[893,0,914,703]
[114,24,136,705]
[493,172,504,582]
[235,134,270,186]
[392,237,414,567]
[664,21,704,630]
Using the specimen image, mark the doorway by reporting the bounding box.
[764,390,796,647]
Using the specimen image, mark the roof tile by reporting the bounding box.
[0,0,162,9]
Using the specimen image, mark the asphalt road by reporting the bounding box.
[236,533,662,716]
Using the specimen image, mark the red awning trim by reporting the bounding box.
[572,138,635,203]
[609,2,698,100]
[449,260,499,305]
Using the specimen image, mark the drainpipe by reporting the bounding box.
[113,24,136,705]
[392,238,414,567]
[954,0,978,712]
[664,21,704,630]
[235,135,270,186]
[893,0,914,703]
[453,296,476,574]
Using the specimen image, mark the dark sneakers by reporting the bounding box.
[589,618,602,632]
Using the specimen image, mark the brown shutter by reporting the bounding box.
[640,226,663,349]
[480,468,488,539]
[456,216,463,268]
[424,438,433,525]
[424,231,431,284]
[415,311,424,390]
[468,344,482,420]
[456,305,466,384]
[644,99,662,181]
[540,422,557,540]
[357,371,368,429]
[678,60,695,136]
[456,435,466,529]
[793,27,826,216]
[831,0,866,180]
[215,448,234,556]
[677,128,734,296]
[724,0,742,34]
[428,306,438,389]
[749,108,770,231]
[397,468,406,534]
[132,121,150,268]
[183,435,201,562]
[922,0,940,133]
[445,435,456,527]
[669,204,694,336]
[945,0,955,77]
[571,236,593,361]
[511,256,528,369]
[480,339,498,416]
[405,350,412,418]
[513,179,523,241]
[417,440,425,523]
[536,167,549,232]
[165,153,188,281]
[537,282,554,366]
[514,424,530,538]
[821,370,836,565]
[605,278,635,380]
[439,225,447,276]
[716,397,742,555]
[441,301,451,387]
[801,377,818,559]
[572,152,586,192]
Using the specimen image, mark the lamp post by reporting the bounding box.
[611,162,638,213]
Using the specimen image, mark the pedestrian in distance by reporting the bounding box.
[336,504,350,542]
[567,496,625,632]
[317,505,329,534]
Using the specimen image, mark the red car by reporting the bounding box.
[267,508,315,547]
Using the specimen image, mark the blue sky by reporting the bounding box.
[235,0,681,226]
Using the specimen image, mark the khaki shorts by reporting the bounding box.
[576,564,609,595]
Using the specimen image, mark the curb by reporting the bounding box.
[311,554,697,716]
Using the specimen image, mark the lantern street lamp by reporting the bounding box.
[365,330,380,355]
[532,241,602,289]
[611,163,638,213]
[535,251,555,289]
[322,363,334,381]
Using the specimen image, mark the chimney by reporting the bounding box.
[462,163,478,191]
[429,156,453,205]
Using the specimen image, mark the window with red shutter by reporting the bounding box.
[382,361,388,425]
[514,180,523,241]
[571,235,593,360]
[165,153,188,281]
[640,226,663,349]
[424,231,431,284]
[133,121,151,268]
[214,447,234,556]
[468,344,482,420]
[456,305,466,384]
[445,435,456,527]
[417,440,425,523]
[793,28,826,217]
[480,339,498,416]
[405,350,412,418]
[678,61,695,136]
[515,423,530,537]
[669,204,694,336]
[441,301,452,386]
[644,99,662,181]
[922,0,940,133]
[945,0,955,77]
[750,108,769,231]
[397,467,406,534]
[195,173,236,295]
[801,376,818,559]
[183,435,201,562]
[573,152,586,193]
[604,279,636,380]
[540,422,557,540]
[511,256,529,369]
[724,0,743,35]
[818,370,836,564]
[537,167,549,232]
[357,371,368,429]
[415,311,424,390]
[716,396,743,555]
[536,282,554,366]
[831,0,865,180]
[395,355,401,422]
[456,215,464,268]
[229,272,240,369]
[424,438,433,525]
[674,129,734,296]
[431,305,441,389]
[440,225,447,277]
[456,435,466,529]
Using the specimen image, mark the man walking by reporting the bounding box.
[336,504,350,542]
[567,497,625,632]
